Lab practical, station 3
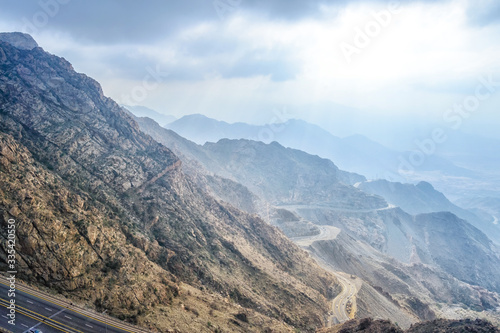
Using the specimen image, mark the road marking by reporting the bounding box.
[0,297,83,333]
[45,307,53,311]
[0,302,70,333]
[0,281,137,333]
[65,315,73,320]
[1,315,7,319]
[85,324,93,328]
[21,323,29,328]
[26,300,34,304]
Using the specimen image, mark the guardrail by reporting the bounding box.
[0,275,152,333]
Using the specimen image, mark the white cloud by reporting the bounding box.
[3,0,498,138]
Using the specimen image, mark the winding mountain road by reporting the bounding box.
[290,225,358,326]
[277,203,396,214]
[329,274,357,326]
[291,225,341,247]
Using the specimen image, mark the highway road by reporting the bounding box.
[0,277,150,333]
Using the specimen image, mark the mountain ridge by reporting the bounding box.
[165,113,476,183]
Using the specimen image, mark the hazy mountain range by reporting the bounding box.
[163,114,500,202]
[135,108,500,326]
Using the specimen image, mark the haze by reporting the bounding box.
[1,0,500,147]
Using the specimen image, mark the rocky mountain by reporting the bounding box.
[356,180,500,244]
[136,116,267,215]
[202,139,376,207]
[0,33,341,332]
[356,180,470,216]
[301,204,500,294]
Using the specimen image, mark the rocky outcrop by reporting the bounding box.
[0,131,179,320]
[407,319,500,333]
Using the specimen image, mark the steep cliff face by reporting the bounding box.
[0,131,179,320]
[0,35,338,332]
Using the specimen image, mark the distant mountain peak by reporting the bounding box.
[0,32,38,50]
[416,181,435,191]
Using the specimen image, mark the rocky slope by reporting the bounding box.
[136,116,266,215]
[300,204,500,304]
[0,34,340,332]
[320,318,500,333]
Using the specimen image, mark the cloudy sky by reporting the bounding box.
[1,0,500,146]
